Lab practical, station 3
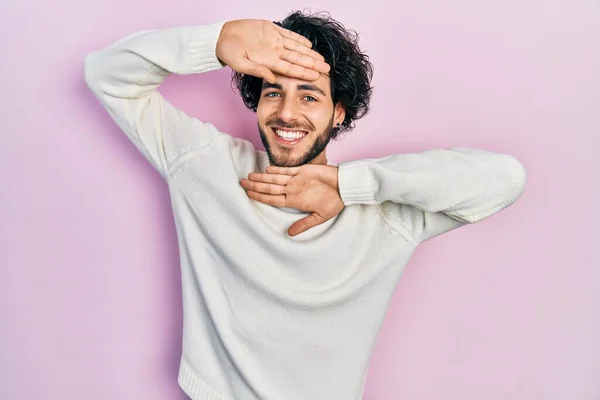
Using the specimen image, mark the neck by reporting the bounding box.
[309,151,328,165]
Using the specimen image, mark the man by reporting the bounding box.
[84,10,526,400]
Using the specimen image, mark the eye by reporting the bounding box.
[265,92,281,98]
[303,96,317,102]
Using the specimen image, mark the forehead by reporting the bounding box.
[264,73,331,97]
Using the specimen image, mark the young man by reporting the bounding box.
[84,11,526,400]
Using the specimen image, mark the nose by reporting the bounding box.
[276,96,300,125]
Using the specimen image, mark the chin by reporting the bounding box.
[269,154,307,168]
[258,122,327,167]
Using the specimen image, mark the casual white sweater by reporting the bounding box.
[83,21,527,400]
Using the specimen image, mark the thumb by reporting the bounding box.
[288,213,324,237]
[239,58,277,83]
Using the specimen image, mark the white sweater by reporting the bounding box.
[83,21,527,400]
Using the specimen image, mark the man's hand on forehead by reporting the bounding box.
[216,19,331,83]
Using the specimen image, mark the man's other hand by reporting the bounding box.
[240,164,344,236]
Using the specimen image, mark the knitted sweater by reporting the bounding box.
[83,20,526,400]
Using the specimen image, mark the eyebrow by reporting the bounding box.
[261,82,327,97]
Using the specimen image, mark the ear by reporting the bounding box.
[334,102,346,126]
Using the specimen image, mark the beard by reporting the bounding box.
[258,115,334,167]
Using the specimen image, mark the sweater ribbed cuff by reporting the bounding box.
[189,21,228,73]
[337,161,377,205]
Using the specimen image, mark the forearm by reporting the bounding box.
[337,147,526,223]
[83,23,226,99]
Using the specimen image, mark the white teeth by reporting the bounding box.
[274,129,307,140]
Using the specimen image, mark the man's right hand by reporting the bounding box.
[215,19,330,83]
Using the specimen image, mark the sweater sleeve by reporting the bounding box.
[337,147,526,243]
[83,22,228,179]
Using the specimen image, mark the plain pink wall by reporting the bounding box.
[1,0,598,399]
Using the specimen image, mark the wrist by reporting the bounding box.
[328,166,339,191]
[215,21,232,64]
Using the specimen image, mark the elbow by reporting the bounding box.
[83,53,97,91]
[83,51,105,93]
[463,155,527,224]
[506,155,527,202]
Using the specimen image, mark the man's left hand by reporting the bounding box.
[240,164,345,237]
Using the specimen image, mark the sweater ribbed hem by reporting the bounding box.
[178,359,228,400]
[188,21,228,73]
[338,161,377,205]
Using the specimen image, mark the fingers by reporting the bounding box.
[276,25,313,49]
[280,48,330,74]
[240,178,286,195]
[265,166,301,175]
[247,172,292,185]
[278,31,331,80]
[245,190,287,207]
[270,58,321,81]
[282,37,324,62]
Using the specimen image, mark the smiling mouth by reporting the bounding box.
[271,127,309,145]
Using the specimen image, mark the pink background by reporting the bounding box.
[1,0,599,399]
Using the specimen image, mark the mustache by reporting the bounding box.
[266,118,313,131]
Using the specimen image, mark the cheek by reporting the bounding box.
[255,102,271,122]
[305,107,333,127]
[255,110,266,126]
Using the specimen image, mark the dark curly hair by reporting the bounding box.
[231,10,374,140]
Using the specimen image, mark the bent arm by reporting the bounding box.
[83,22,227,178]
[338,147,527,243]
